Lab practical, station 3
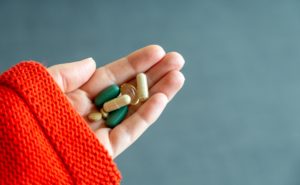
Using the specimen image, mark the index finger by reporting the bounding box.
[80,45,166,98]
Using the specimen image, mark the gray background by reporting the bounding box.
[1,0,300,184]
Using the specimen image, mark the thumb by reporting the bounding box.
[48,58,96,93]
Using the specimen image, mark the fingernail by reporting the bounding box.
[83,57,95,63]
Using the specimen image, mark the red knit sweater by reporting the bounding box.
[0,62,121,184]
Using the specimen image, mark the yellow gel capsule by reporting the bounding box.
[103,95,131,113]
[121,83,140,105]
[136,73,149,101]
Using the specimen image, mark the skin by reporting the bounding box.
[47,45,185,159]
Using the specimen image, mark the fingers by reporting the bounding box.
[146,52,185,88]
[149,70,185,101]
[128,52,185,88]
[80,45,166,98]
[48,58,96,93]
[125,52,185,115]
[108,70,185,158]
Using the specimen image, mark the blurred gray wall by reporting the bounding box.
[1,0,300,184]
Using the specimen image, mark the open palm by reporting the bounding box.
[47,45,185,159]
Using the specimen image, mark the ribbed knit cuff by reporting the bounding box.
[0,61,121,184]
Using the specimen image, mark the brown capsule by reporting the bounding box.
[103,95,131,112]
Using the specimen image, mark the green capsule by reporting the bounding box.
[94,84,120,108]
[106,106,128,128]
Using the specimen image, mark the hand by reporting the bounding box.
[47,45,185,159]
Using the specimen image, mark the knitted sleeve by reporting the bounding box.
[0,61,121,184]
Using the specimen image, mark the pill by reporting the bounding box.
[94,84,120,108]
[88,112,102,122]
[120,83,140,105]
[103,94,131,112]
[136,73,149,101]
[106,106,128,128]
[100,108,108,119]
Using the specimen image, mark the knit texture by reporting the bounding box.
[0,61,121,184]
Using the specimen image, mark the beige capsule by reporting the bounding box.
[88,112,102,122]
[103,94,131,112]
[121,83,140,105]
[136,73,149,101]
